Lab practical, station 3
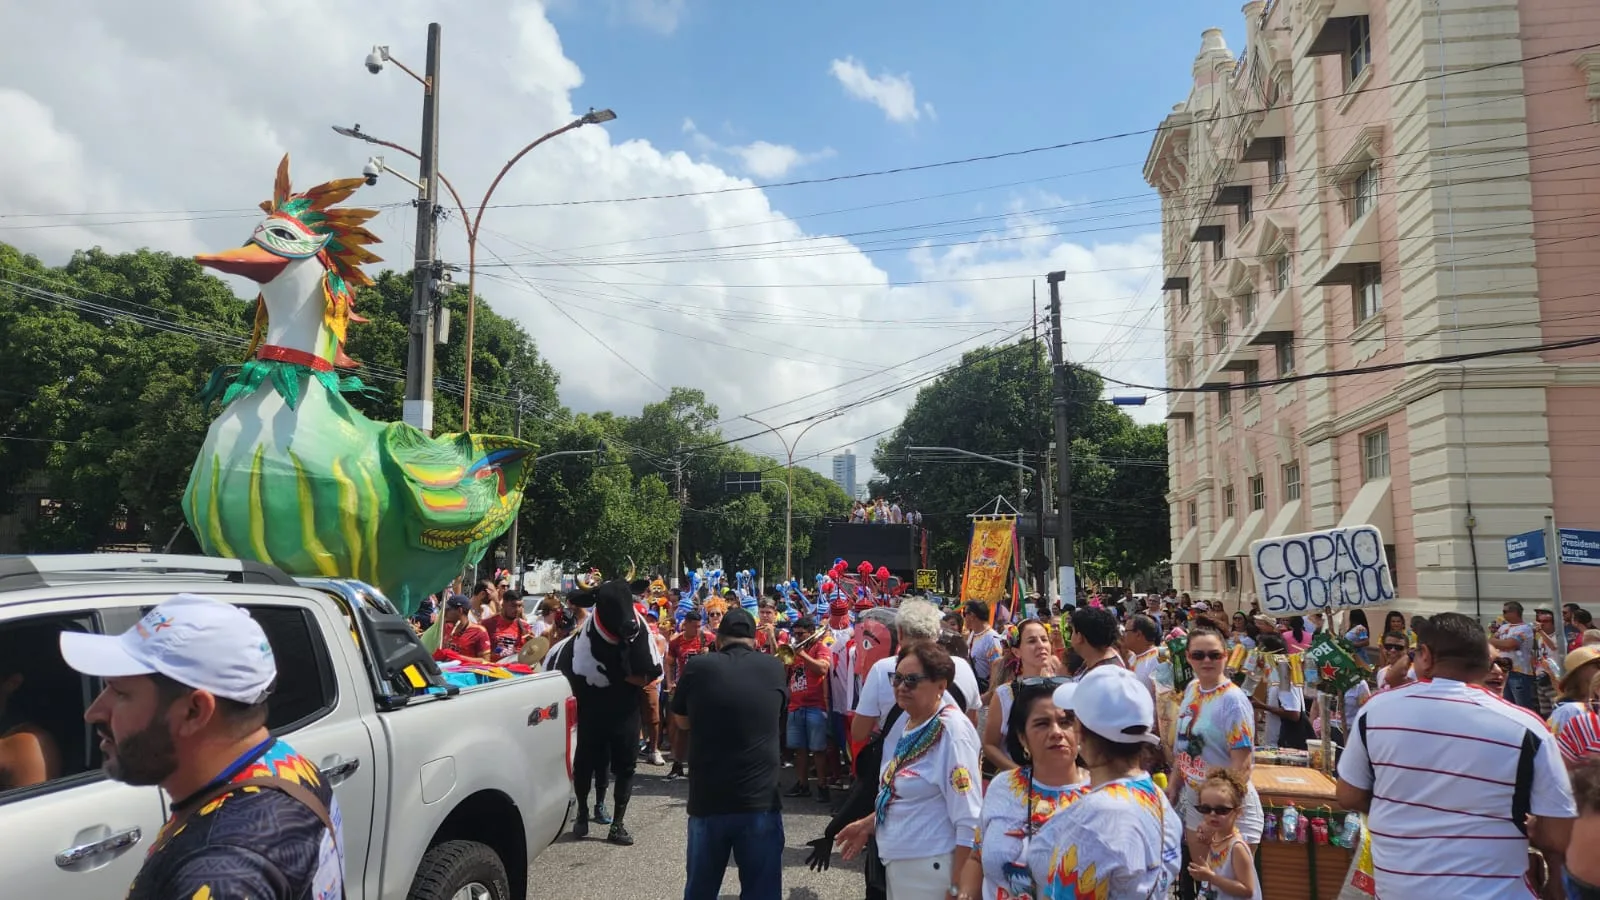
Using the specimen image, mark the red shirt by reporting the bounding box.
[668,631,708,680]
[787,655,828,711]
[481,614,530,657]
[444,621,491,659]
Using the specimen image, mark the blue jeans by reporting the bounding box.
[1505,672,1539,712]
[684,810,784,900]
[785,706,829,751]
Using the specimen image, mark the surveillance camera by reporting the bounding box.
[365,46,386,75]
[362,157,382,187]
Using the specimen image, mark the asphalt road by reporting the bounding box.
[528,761,866,900]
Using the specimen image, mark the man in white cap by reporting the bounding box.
[60,593,343,900]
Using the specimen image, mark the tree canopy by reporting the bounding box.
[871,339,1168,588]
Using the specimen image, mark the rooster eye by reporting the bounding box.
[268,227,297,241]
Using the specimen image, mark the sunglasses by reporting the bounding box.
[890,672,931,689]
[1382,644,1407,653]
[1492,658,1514,671]
[1188,650,1225,662]
[1017,676,1070,689]
[1195,804,1237,815]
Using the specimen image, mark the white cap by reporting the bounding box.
[60,594,276,704]
[1052,666,1159,745]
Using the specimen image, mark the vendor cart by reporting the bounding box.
[1252,764,1357,900]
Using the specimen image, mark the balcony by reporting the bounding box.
[1304,0,1372,59]
[1313,207,1380,288]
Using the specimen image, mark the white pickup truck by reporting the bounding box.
[0,554,576,900]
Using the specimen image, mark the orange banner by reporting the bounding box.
[960,516,1015,604]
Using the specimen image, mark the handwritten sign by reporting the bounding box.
[1250,525,1396,616]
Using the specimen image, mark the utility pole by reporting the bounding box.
[505,388,524,584]
[403,23,442,436]
[1047,270,1076,601]
[671,446,685,589]
[1032,282,1051,604]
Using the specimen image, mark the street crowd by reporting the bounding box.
[424,575,1600,899]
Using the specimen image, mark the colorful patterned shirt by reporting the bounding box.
[1495,621,1536,676]
[1028,774,1182,900]
[1174,680,1254,785]
[974,766,1090,900]
[127,739,343,900]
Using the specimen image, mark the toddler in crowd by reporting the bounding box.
[1186,769,1261,900]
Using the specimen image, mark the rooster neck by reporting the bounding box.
[259,256,338,365]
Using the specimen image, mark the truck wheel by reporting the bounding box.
[410,839,511,900]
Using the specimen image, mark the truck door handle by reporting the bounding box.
[55,826,142,869]
[320,756,361,785]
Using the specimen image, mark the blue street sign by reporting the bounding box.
[1506,529,1547,571]
[1559,528,1600,566]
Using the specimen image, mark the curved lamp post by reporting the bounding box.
[342,47,615,430]
[739,413,838,581]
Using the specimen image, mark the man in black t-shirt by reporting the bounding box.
[671,607,788,900]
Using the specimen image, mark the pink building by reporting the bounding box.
[1145,0,1600,618]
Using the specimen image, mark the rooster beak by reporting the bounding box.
[195,243,292,283]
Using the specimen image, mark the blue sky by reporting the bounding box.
[549,0,1245,284]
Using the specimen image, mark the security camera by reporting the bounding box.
[364,46,386,75]
[362,157,383,187]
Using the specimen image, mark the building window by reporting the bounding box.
[1211,237,1225,264]
[1283,462,1302,501]
[1188,563,1201,590]
[1178,356,1192,385]
[1268,139,1288,187]
[1179,284,1190,308]
[1223,484,1237,519]
[1241,291,1257,326]
[1276,337,1296,377]
[1347,166,1377,223]
[1184,415,1196,443]
[1354,263,1382,324]
[1241,362,1260,400]
[1225,559,1241,591]
[1218,389,1232,418]
[1239,198,1253,228]
[1363,428,1390,481]
[1211,320,1229,355]
[1249,475,1266,511]
[1187,499,1198,528]
[1274,255,1291,294]
[1345,16,1372,86]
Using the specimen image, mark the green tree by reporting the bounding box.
[871,339,1167,587]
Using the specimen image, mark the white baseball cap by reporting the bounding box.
[1052,665,1159,745]
[60,594,277,704]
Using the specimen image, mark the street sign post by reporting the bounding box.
[722,471,765,495]
[1505,529,1548,571]
[915,569,938,590]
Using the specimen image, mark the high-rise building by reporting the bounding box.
[831,450,857,499]
[1146,1,1600,613]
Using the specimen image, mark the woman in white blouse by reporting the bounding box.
[982,619,1060,770]
[958,678,1088,900]
[838,642,984,899]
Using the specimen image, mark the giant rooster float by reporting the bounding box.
[182,156,533,613]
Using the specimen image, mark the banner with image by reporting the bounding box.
[960,515,1016,605]
[1250,524,1396,617]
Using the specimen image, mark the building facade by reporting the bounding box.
[831,450,857,500]
[1145,0,1600,617]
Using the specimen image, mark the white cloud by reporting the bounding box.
[829,56,922,123]
[608,0,686,34]
[0,2,1164,489]
[680,119,834,179]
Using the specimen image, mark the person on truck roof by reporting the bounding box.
[59,593,343,900]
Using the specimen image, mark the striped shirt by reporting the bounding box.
[1338,678,1576,899]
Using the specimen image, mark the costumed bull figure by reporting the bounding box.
[549,573,663,845]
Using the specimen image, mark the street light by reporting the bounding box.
[740,413,839,581]
[346,44,616,431]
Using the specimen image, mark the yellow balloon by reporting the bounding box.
[1152,772,1168,790]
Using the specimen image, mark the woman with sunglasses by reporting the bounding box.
[836,642,983,900]
[956,678,1086,900]
[1027,666,1182,898]
[1170,626,1263,884]
[982,619,1059,771]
